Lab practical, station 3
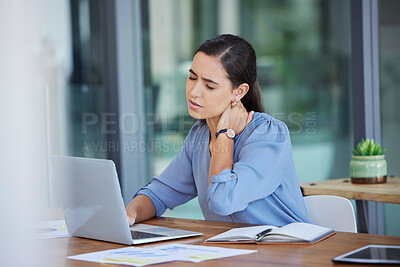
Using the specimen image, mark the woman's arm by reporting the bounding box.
[125,195,156,225]
[208,102,253,184]
[206,119,291,216]
[126,123,201,224]
[208,134,235,184]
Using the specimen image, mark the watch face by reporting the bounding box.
[226,129,235,139]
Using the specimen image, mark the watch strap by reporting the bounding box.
[215,129,228,138]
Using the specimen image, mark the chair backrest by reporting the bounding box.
[304,195,357,233]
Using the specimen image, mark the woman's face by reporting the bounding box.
[186,52,235,120]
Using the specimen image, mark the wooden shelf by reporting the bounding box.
[301,177,400,204]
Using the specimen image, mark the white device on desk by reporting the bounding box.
[51,156,202,245]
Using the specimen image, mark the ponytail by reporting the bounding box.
[242,79,265,113]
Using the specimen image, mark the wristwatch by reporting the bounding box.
[215,128,235,140]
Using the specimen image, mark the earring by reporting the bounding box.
[231,100,238,107]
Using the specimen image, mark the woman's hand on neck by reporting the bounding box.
[206,116,221,142]
[206,102,254,185]
[206,101,254,141]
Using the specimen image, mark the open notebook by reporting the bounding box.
[205,222,335,244]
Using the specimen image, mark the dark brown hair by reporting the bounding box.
[195,34,265,113]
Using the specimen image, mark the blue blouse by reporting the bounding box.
[134,112,310,226]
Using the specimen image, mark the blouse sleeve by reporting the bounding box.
[205,119,291,216]
[133,132,197,216]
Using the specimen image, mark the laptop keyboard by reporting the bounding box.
[131,230,167,240]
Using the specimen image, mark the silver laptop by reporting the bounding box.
[51,156,202,245]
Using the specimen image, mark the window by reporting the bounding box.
[141,0,352,219]
[379,0,400,237]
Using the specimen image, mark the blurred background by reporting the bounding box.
[1,3,399,260]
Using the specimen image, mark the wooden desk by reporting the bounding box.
[300,177,400,234]
[39,216,400,267]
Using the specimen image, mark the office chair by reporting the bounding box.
[304,195,357,233]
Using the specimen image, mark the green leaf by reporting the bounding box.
[353,138,385,155]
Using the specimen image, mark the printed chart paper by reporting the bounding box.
[67,243,257,266]
[32,220,71,239]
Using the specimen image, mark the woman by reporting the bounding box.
[126,34,310,226]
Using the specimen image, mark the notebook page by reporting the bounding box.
[207,225,278,241]
[268,223,332,241]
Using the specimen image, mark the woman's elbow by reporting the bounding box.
[207,196,247,216]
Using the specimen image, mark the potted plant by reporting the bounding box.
[350,138,387,184]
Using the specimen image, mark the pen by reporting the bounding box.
[255,228,273,241]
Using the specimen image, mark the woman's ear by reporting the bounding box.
[234,83,249,101]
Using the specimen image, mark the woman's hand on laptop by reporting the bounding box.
[125,195,156,225]
[126,210,137,225]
